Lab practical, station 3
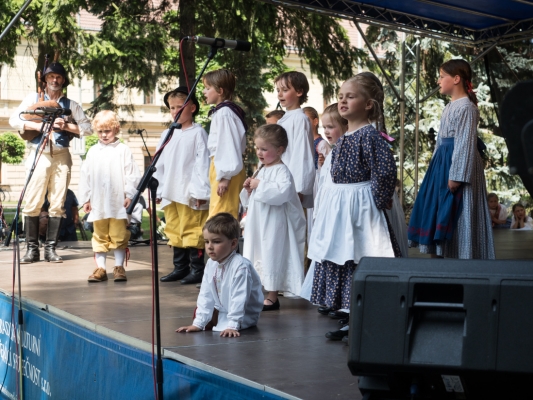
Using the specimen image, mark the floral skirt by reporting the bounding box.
[310,260,356,310]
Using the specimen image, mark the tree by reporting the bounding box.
[0,132,26,165]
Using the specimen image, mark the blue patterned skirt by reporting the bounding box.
[310,260,356,310]
[408,138,463,249]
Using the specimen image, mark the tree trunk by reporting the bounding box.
[178,0,196,88]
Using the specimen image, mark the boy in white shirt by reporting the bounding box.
[79,111,141,282]
[203,69,248,219]
[177,213,263,337]
[154,87,211,285]
[275,71,315,208]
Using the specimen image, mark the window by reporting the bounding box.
[144,90,154,105]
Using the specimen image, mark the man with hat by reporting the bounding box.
[9,62,91,263]
[153,87,211,284]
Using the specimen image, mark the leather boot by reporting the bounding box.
[160,247,190,282]
[180,248,205,285]
[44,217,63,263]
[21,216,40,264]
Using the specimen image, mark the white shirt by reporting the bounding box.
[207,105,246,181]
[153,123,210,210]
[193,252,263,331]
[511,216,533,230]
[240,163,306,295]
[278,109,315,208]
[9,92,92,151]
[79,140,141,222]
[489,205,508,221]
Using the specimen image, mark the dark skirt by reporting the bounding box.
[408,138,463,247]
[310,260,356,310]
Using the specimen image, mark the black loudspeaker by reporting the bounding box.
[348,257,533,399]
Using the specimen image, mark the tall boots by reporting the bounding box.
[180,248,205,285]
[160,247,190,282]
[44,217,63,263]
[21,216,40,264]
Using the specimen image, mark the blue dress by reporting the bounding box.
[408,97,495,259]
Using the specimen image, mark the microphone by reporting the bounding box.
[22,107,72,116]
[184,36,251,52]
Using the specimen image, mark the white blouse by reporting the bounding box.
[278,108,315,207]
[207,105,246,181]
[193,252,263,331]
[153,123,211,210]
[79,140,141,222]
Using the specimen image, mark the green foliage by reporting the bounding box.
[0,132,26,164]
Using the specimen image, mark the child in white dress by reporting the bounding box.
[240,124,306,311]
[300,103,347,301]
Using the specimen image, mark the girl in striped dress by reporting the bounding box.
[408,59,495,259]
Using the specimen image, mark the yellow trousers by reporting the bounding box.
[208,158,246,220]
[92,218,130,252]
[23,148,72,218]
[163,202,208,248]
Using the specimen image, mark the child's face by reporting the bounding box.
[202,82,224,105]
[255,137,283,166]
[168,96,195,128]
[438,69,458,96]
[338,81,371,122]
[488,197,499,210]
[322,113,345,145]
[96,126,119,145]
[276,80,302,111]
[203,230,238,262]
[514,206,525,220]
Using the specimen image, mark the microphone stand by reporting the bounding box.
[137,129,152,162]
[126,44,219,400]
[7,112,57,400]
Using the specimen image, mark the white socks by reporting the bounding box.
[114,249,126,266]
[95,252,107,268]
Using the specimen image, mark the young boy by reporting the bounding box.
[154,87,211,285]
[274,71,315,208]
[202,69,247,219]
[79,110,141,282]
[265,109,285,124]
[176,213,263,337]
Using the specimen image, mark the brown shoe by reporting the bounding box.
[88,267,108,282]
[113,266,127,282]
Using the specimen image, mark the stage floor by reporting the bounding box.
[0,229,531,400]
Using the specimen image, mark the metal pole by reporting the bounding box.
[354,20,402,102]
[414,42,421,198]
[419,40,500,104]
[399,40,406,206]
[0,0,34,42]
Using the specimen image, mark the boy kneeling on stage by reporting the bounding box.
[79,110,141,282]
[177,213,263,337]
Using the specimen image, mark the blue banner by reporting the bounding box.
[0,293,283,400]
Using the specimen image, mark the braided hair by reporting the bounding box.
[440,59,478,106]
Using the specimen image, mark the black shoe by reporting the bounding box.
[160,247,189,282]
[180,248,205,284]
[180,272,203,285]
[328,310,349,319]
[21,216,40,264]
[338,317,349,325]
[262,298,280,311]
[317,306,333,315]
[44,217,63,263]
[325,328,349,341]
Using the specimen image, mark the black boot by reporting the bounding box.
[180,248,205,285]
[44,217,63,263]
[160,247,190,282]
[21,216,40,264]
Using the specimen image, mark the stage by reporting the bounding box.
[0,229,532,399]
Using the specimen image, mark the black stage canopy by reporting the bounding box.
[262,0,533,46]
